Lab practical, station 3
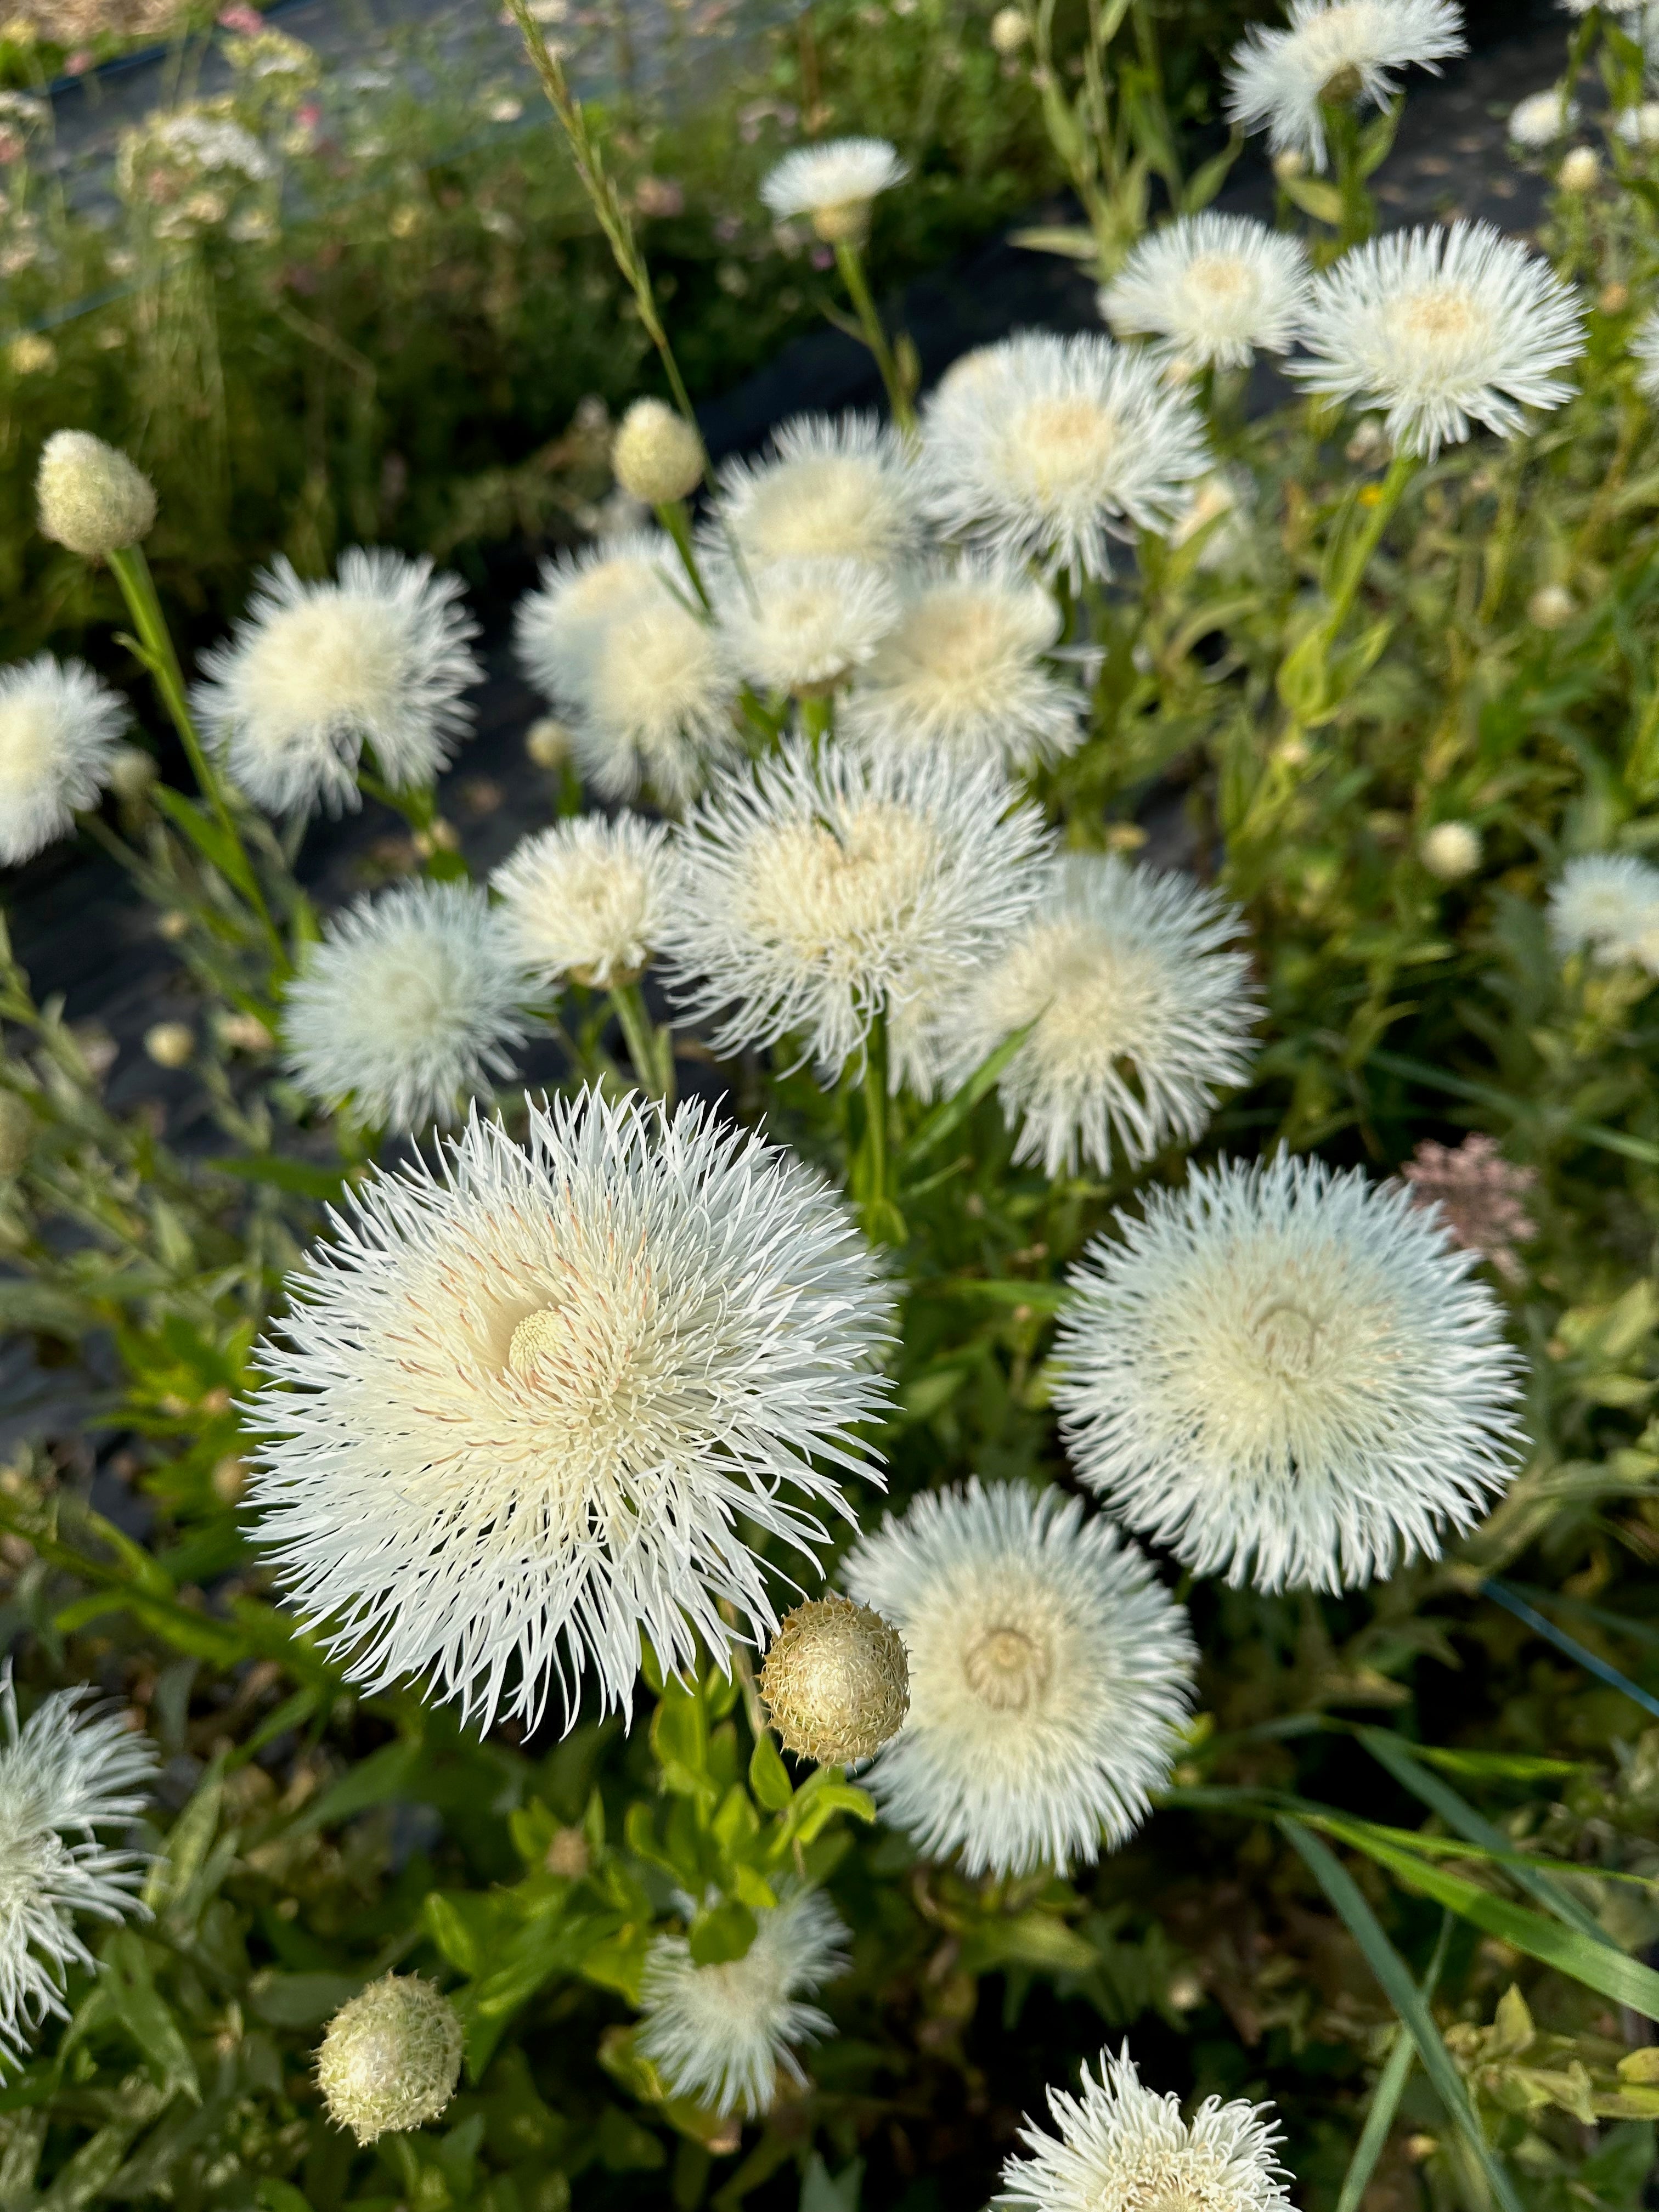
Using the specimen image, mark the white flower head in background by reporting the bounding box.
[1615,100,1659,146]
[0,656,128,867]
[714,555,900,696]
[193,549,481,816]
[1547,851,1659,973]
[1294,221,1583,459]
[1632,309,1659,404]
[1224,0,1466,168]
[710,414,923,569]
[493,812,675,990]
[948,853,1259,1178]
[562,582,738,808]
[662,739,1052,1090]
[845,1481,1196,1879]
[841,555,1086,772]
[637,1890,848,2117]
[281,879,530,1132]
[760,136,909,241]
[999,2045,1294,2212]
[1508,86,1577,148]
[917,332,1210,583]
[247,1088,894,1731]
[1101,214,1312,371]
[0,1671,156,2070]
[1054,1153,1525,1592]
[1169,471,1256,573]
[515,531,679,703]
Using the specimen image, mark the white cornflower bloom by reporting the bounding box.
[281,879,530,1132]
[999,2046,1294,2212]
[514,531,680,702]
[637,1891,848,2117]
[760,137,909,239]
[1508,86,1577,148]
[915,332,1210,583]
[0,1673,157,2070]
[1054,1153,1525,1593]
[1101,215,1312,371]
[845,1482,1195,1879]
[148,110,273,179]
[1630,311,1659,400]
[841,556,1085,771]
[1224,0,1466,169]
[661,740,1052,1090]
[247,1088,893,1730]
[709,415,923,569]
[492,813,675,990]
[193,550,481,816]
[1293,221,1583,459]
[0,657,128,868]
[714,556,900,696]
[1547,852,1659,973]
[946,853,1259,1178]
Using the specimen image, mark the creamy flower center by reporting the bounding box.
[1390,283,1494,378]
[1183,252,1257,305]
[1013,396,1122,498]
[742,458,896,560]
[377,961,454,1035]
[963,1622,1049,1711]
[262,600,403,729]
[0,701,59,793]
[506,1304,571,1378]
[1251,1297,1327,1381]
[745,803,938,964]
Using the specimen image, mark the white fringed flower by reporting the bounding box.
[1224,0,1466,168]
[711,415,922,570]
[637,1891,848,2117]
[0,656,128,867]
[999,2046,1294,2212]
[193,550,481,815]
[661,740,1052,1090]
[845,1482,1195,1879]
[915,333,1210,583]
[760,137,909,239]
[1615,101,1659,146]
[493,813,675,990]
[1633,309,1659,401]
[947,853,1259,1178]
[1054,1154,1524,1592]
[1508,86,1577,148]
[714,556,900,695]
[247,1089,893,1730]
[1547,852,1659,973]
[1294,221,1583,459]
[282,880,530,1132]
[1101,215,1312,371]
[0,1672,156,2070]
[515,532,680,702]
[841,557,1085,771]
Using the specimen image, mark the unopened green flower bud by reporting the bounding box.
[108,744,158,804]
[36,430,157,561]
[611,398,704,506]
[1421,821,1482,882]
[759,1594,909,1766]
[317,1974,464,2145]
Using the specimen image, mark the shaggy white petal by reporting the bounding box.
[947,853,1259,1178]
[1547,852,1659,974]
[1101,215,1312,370]
[1000,2045,1294,2212]
[0,656,128,866]
[708,414,923,569]
[1294,221,1583,458]
[281,879,530,1132]
[845,1482,1195,1879]
[637,1891,848,2117]
[1630,307,1659,400]
[193,549,481,815]
[514,531,681,703]
[564,594,738,808]
[760,138,908,221]
[246,1088,894,1731]
[915,332,1210,583]
[1225,0,1465,167]
[1053,1153,1525,1593]
[493,813,675,989]
[714,556,900,695]
[840,556,1086,771]
[1508,87,1577,147]
[661,738,1052,1090]
[0,1671,156,2071]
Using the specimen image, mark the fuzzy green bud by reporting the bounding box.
[760,1594,910,1766]
[611,398,704,506]
[36,430,157,561]
[317,1974,464,2145]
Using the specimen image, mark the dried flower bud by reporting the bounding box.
[1421,821,1482,882]
[759,1594,909,1766]
[545,1825,590,1878]
[317,1973,464,2145]
[611,398,704,506]
[1558,146,1600,193]
[1528,582,1575,630]
[144,1021,194,1069]
[0,1090,34,1178]
[525,716,573,770]
[36,430,157,561]
[989,6,1028,53]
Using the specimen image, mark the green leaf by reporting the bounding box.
[205,1153,353,1202]
[1280,1820,1526,2212]
[150,784,262,905]
[749,1733,794,1813]
[283,1739,425,1836]
[688,1898,757,1965]
[1277,171,1345,224]
[897,1018,1035,1172]
[247,1970,363,2029]
[911,1277,1069,1311]
[1335,1914,1452,2212]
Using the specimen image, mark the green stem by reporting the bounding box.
[798,691,835,753]
[610,980,675,1104]
[856,1007,905,1244]
[657,498,710,609]
[107,545,287,973]
[1327,449,1417,637]
[833,239,915,435]
[1333,1913,1453,2212]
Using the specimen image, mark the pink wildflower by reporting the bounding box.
[1402,1133,1538,1283]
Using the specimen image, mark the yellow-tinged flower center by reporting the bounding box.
[963,1622,1049,1711]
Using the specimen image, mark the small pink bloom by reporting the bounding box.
[64,48,94,74]
[296,101,321,128]
[218,4,264,30]
[810,242,833,270]
[633,174,684,218]
[0,132,21,166]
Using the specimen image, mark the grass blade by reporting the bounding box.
[1485,1579,1659,1725]
[1335,1912,1453,2212]
[1281,1820,1526,2212]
